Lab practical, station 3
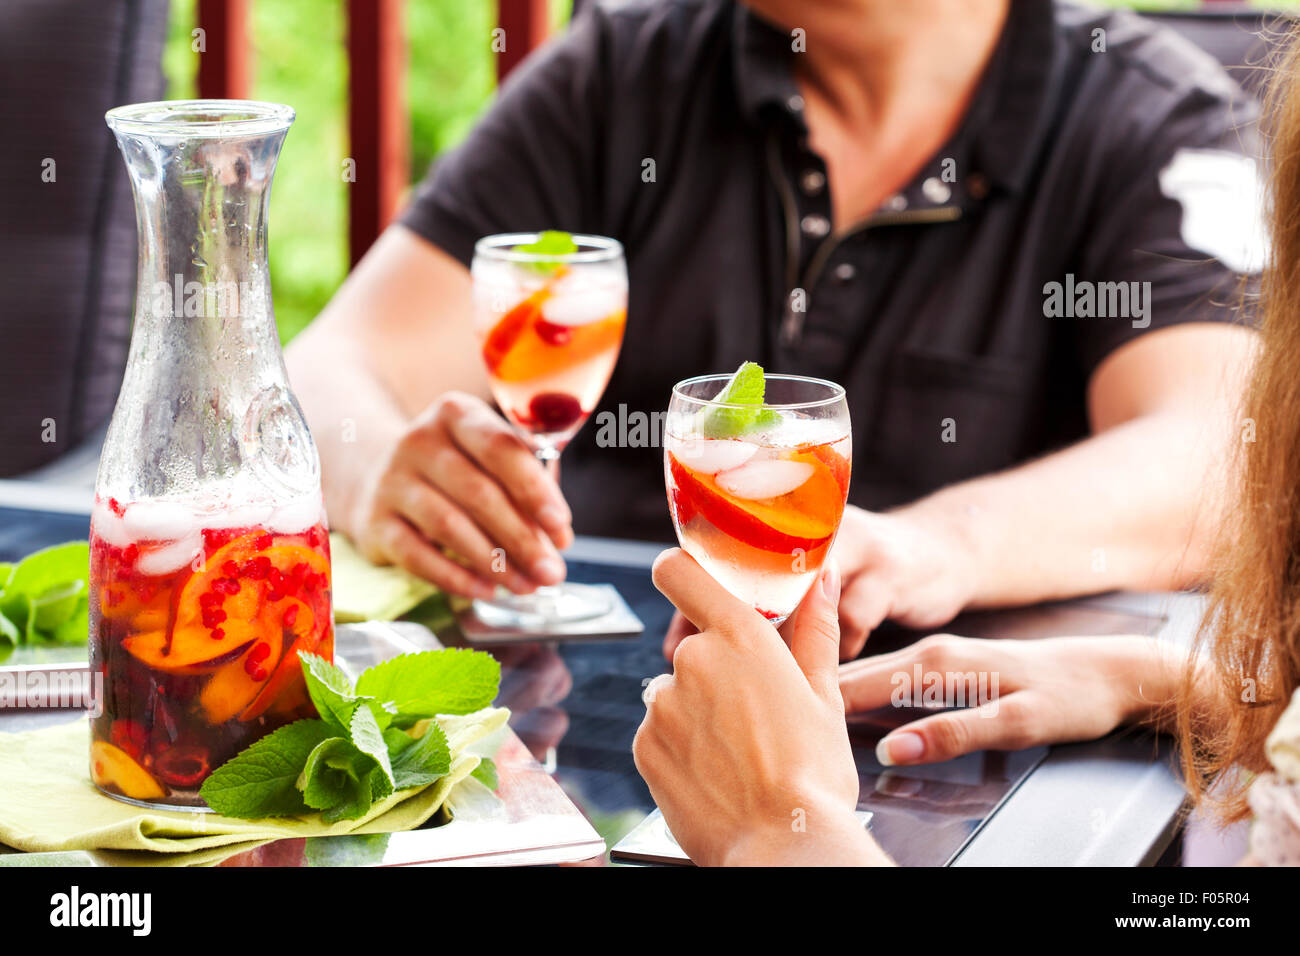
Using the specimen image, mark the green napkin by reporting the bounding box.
[330,533,439,623]
[0,708,507,864]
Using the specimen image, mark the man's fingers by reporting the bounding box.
[651,548,765,636]
[376,517,497,599]
[385,474,536,593]
[837,574,890,661]
[442,395,574,548]
[662,611,698,661]
[874,694,1036,766]
[415,438,566,587]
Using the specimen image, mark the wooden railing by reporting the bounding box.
[194,0,554,265]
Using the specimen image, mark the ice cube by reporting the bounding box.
[123,500,198,542]
[202,503,274,530]
[540,286,625,326]
[716,459,815,500]
[270,495,324,535]
[91,500,132,548]
[668,437,760,475]
[136,531,204,576]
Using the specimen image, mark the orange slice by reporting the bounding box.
[91,740,165,800]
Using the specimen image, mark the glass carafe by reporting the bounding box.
[90,101,332,810]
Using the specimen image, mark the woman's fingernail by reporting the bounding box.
[821,560,841,603]
[876,732,924,767]
[532,555,565,584]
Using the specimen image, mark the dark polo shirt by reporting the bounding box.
[401,0,1261,542]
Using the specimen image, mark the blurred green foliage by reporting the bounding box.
[164,0,570,343]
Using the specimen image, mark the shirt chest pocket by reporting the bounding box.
[866,349,1040,495]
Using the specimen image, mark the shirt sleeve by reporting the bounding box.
[398,8,609,266]
[1070,79,1264,378]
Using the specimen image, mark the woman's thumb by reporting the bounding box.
[787,560,842,699]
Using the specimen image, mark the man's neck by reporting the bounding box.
[754,0,1011,129]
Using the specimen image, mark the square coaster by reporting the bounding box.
[456,584,645,644]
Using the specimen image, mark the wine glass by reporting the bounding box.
[470,232,627,627]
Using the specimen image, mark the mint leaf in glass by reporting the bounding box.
[355,649,501,726]
[698,361,781,439]
[199,719,334,818]
[513,230,577,275]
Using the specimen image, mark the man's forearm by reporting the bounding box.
[285,324,407,539]
[897,410,1231,608]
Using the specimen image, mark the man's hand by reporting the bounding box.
[662,505,980,662]
[840,633,1182,766]
[348,391,574,598]
[635,549,889,866]
[829,506,980,659]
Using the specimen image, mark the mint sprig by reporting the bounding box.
[0,542,90,661]
[199,648,501,821]
[513,229,577,275]
[698,362,781,439]
[355,647,501,727]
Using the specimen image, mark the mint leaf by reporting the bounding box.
[470,757,499,791]
[0,543,90,647]
[3,542,88,600]
[199,719,334,818]
[382,726,415,756]
[300,652,375,734]
[50,596,89,646]
[513,230,577,275]
[0,608,20,647]
[350,704,394,790]
[391,720,451,790]
[355,649,500,726]
[32,580,85,633]
[698,362,780,439]
[299,737,380,822]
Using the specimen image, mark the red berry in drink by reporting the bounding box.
[534,319,572,346]
[109,719,148,760]
[528,392,584,433]
[154,744,210,789]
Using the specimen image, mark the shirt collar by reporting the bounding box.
[732,4,801,126]
[730,0,1061,196]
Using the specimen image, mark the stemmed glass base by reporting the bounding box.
[470,444,612,629]
[472,582,612,630]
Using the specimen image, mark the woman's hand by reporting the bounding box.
[348,391,573,598]
[635,549,890,866]
[840,633,1185,766]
